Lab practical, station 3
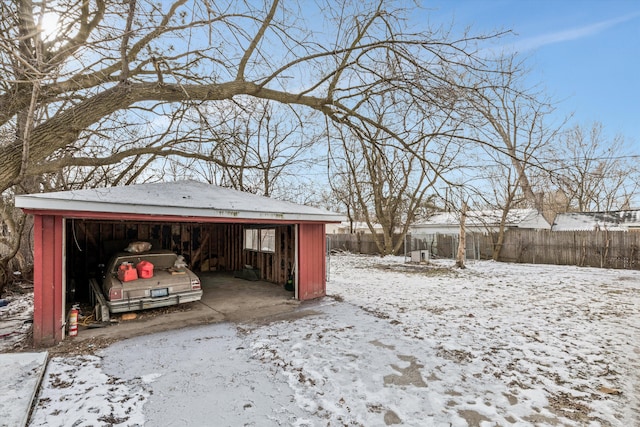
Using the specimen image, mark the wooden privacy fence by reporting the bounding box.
[333,230,640,270]
[326,233,403,255]
[420,230,640,270]
[488,229,640,269]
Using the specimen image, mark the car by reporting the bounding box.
[101,249,203,313]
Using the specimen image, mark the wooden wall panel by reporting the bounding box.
[33,215,64,347]
[297,223,326,300]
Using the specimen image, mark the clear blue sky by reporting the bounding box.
[427,0,640,148]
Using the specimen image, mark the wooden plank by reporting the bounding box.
[298,223,326,300]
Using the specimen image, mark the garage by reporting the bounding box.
[15,180,343,346]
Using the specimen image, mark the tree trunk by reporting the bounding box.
[492,230,505,261]
[456,202,467,269]
[492,208,510,261]
[0,81,327,193]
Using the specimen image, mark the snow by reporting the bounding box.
[21,254,640,425]
[0,291,33,350]
[413,208,550,228]
[29,355,148,427]
[410,209,551,234]
[552,212,634,231]
[0,352,47,427]
[14,180,344,222]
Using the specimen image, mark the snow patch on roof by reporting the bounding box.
[416,209,544,228]
[15,180,344,223]
[552,211,640,231]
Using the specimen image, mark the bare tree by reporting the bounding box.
[0,0,507,288]
[459,55,561,211]
[0,0,503,191]
[468,159,524,260]
[548,122,639,212]
[165,99,319,198]
[327,165,361,233]
[447,54,561,260]
[456,200,467,268]
[329,91,461,255]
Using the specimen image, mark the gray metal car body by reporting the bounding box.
[101,249,203,313]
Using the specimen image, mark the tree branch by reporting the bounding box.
[236,0,279,81]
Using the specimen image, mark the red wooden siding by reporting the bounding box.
[29,212,333,346]
[33,215,64,346]
[297,223,326,300]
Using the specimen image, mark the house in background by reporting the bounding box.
[552,210,640,231]
[326,221,403,234]
[410,208,551,235]
[326,221,381,234]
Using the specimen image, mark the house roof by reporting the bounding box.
[413,208,550,229]
[552,210,640,231]
[327,221,383,231]
[15,180,344,223]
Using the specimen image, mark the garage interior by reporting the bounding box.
[16,180,340,345]
[65,218,300,336]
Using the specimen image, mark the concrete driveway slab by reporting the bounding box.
[68,273,300,344]
[0,352,48,427]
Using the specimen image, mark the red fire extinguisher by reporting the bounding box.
[69,305,79,337]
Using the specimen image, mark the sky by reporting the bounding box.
[427,0,640,148]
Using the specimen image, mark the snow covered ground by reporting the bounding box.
[0,290,33,350]
[23,254,640,426]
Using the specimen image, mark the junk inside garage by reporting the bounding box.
[65,219,296,317]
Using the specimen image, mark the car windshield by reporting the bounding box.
[111,252,178,272]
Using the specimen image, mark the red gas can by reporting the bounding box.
[136,261,154,279]
[118,262,138,282]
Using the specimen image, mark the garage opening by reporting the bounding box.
[65,219,296,310]
[17,181,337,346]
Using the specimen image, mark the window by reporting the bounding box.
[244,229,259,251]
[244,228,275,253]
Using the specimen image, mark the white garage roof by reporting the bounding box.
[15,180,344,223]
